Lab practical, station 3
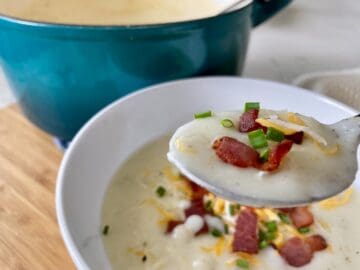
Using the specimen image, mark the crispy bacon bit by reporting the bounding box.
[279,237,313,267]
[305,235,327,252]
[181,175,208,200]
[239,109,266,133]
[213,137,293,172]
[195,222,209,236]
[166,220,183,234]
[233,208,259,254]
[286,131,304,144]
[213,137,260,168]
[288,207,314,229]
[184,198,207,218]
[260,140,293,171]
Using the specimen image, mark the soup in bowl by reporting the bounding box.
[56,77,360,269]
[0,0,292,142]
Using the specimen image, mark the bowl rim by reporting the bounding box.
[56,76,358,269]
[0,0,252,30]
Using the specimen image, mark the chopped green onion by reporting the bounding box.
[259,147,269,162]
[221,119,234,128]
[211,228,223,237]
[265,231,276,241]
[266,127,285,142]
[102,225,109,235]
[236,259,249,269]
[259,240,269,249]
[259,230,266,241]
[298,227,311,234]
[265,221,278,232]
[236,204,241,210]
[278,213,291,224]
[248,129,268,149]
[224,224,229,234]
[205,200,212,211]
[229,204,236,216]
[156,186,166,197]
[194,110,212,119]
[244,102,260,112]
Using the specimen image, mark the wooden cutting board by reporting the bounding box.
[0,105,75,269]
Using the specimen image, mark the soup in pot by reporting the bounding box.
[0,0,223,25]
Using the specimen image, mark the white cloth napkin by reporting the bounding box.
[294,68,360,111]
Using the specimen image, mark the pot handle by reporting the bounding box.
[251,0,293,27]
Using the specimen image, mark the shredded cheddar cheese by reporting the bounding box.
[256,118,297,135]
[201,237,226,256]
[315,142,339,155]
[319,188,353,209]
[213,198,226,215]
[287,112,305,126]
[257,117,329,146]
[142,198,177,221]
[175,138,196,154]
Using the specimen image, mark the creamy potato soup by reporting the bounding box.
[0,0,221,25]
[102,135,360,270]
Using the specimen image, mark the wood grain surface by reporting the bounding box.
[0,105,75,269]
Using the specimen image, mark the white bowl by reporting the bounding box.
[56,77,357,269]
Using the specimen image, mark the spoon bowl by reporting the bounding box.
[168,112,360,207]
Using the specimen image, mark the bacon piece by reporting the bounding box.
[239,109,265,133]
[184,198,207,218]
[195,222,209,236]
[305,235,327,252]
[233,208,259,254]
[213,137,260,168]
[288,207,314,229]
[166,220,183,234]
[285,131,304,144]
[279,237,313,267]
[260,140,293,171]
[181,175,208,200]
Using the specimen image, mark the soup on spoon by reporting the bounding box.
[167,102,360,207]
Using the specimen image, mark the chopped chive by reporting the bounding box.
[224,224,229,234]
[244,102,260,112]
[265,221,278,232]
[205,200,212,211]
[156,186,166,197]
[266,127,285,142]
[236,259,249,269]
[298,227,311,234]
[194,110,212,119]
[259,147,269,162]
[229,204,236,216]
[259,230,266,241]
[278,213,291,224]
[102,225,109,235]
[264,231,276,241]
[248,129,268,149]
[221,119,234,128]
[211,228,223,238]
[259,240,269,249]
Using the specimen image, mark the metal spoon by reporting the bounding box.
[167,113,360,207]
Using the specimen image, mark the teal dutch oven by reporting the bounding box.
[0,0,291,143]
